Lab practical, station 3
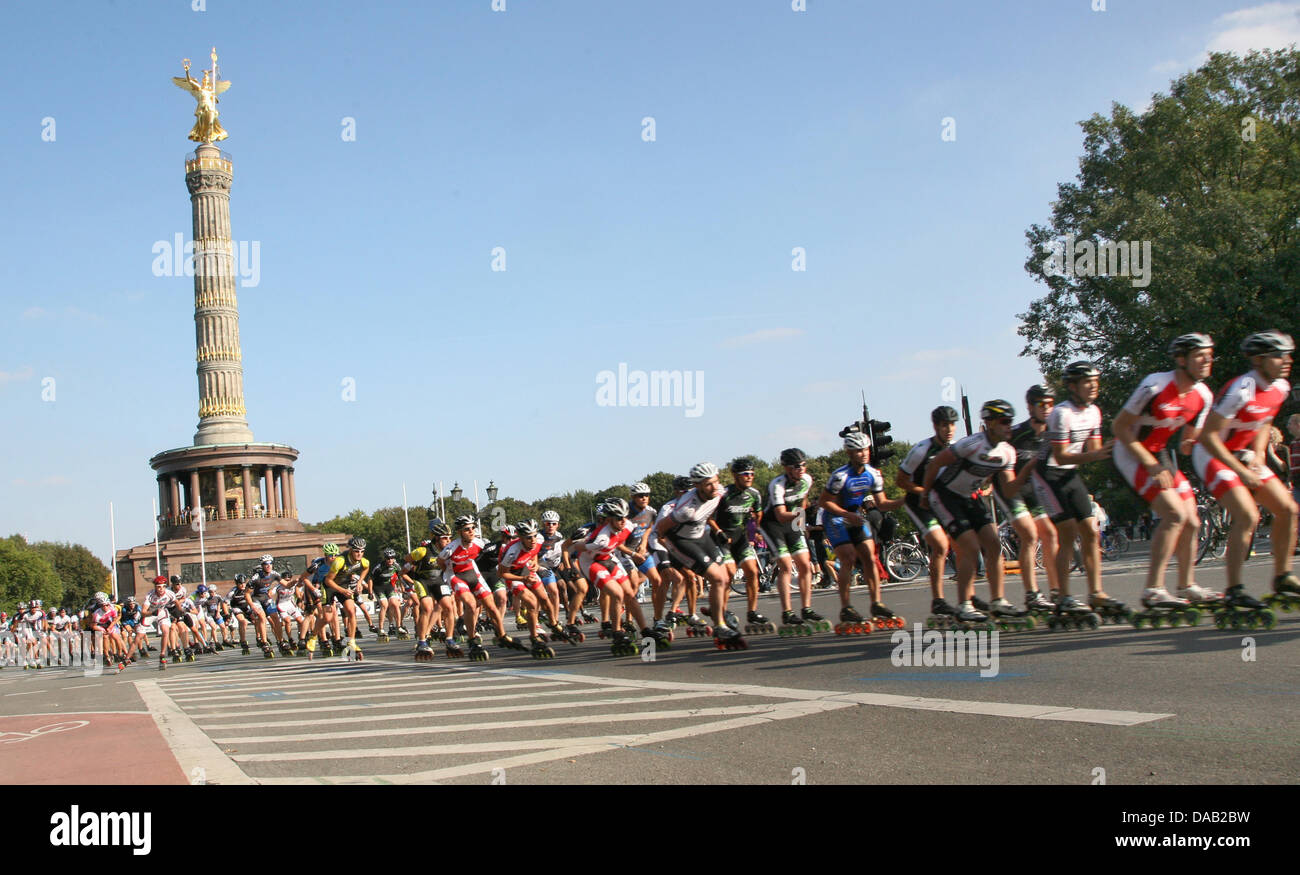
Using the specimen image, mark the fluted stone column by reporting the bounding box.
[264,466,278,517]
[157,478,168,520]
[241,465,253,519]
[286,468,297,519]
[215,467,227,519]
[189,470,201,515]
[169,476,180,520]
[187,144,254,446]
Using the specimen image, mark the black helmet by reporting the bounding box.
[346,536,366,551]
[234,573,247,586]
[382,547,397,560]
[1240,330,1295,357]
[1168,332,1214,357]
[1062,361,1100,382]
[1025,384,1055,405]
[169,574,181,585]
[730,456,756,474]
[599,498,630,519]
[427,517,444,533]
[931,405,960,424]
[671,475,692,492]
[779,448,807,467]
[429,520,451,538]
[454,514,476,530]
[980,399,1016,421]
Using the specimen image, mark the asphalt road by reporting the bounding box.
[3,546,1297,785]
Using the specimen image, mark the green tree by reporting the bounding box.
[0,539,62,614]
[29,541,111,610]
[1021,49,1300,410]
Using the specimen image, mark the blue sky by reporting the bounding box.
[3,0,1297,558]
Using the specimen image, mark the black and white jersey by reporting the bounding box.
[1042,400,1103,470]
[934,433,1016,495]
[668,488,723,540]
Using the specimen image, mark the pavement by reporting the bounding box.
[2,545,1297,785]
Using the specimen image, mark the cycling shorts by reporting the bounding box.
[578,555,629,591]
[824,514,872,548]
[902,494,943,533]
[1113,443,1195,504]
[723,529,756,563]
[760,517,808,557]
[663,534,725,574]
[538,568,558,586]
[928,486,994,539]
[373,580,397,600]
[991,484,1046,522]
[450,569,491,600]
[508,574,546,595]
[1031,468,1093,523]
[1191,444,1276,501]
[414,579,454,601]
[276,601,304,623]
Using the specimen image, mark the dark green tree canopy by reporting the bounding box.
[1022,49,1300,412]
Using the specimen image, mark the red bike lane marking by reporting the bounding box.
[0,713,187,784]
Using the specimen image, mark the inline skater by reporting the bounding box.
[371,548,405,642]
[1194,330,1299,614]
[621,483,670,628]
[562,523,599,625]
[144,577,179,668]
[439,516,519,658]
[819,432,905,631]
[1113,334,1217,614]
[90,593,127,672]
[761,449,823,632]
[273,574,306,653]
[227,574,255,654]
[656,475,696,626]
[714,459,769,633]
[500,519,574,655]
[585,498,668,653]
[1003,387,1063,609]
[50,607,81,666]
[1031,361,1125,617]
[538,510,583,637]
[654,463,742,647]
[320,537,370,660]
[406,524,462,659]
[249,556,284,655]
[922,400,1039,626]
[897,406,961,615]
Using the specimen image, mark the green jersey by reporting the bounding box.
[714,485,762,533]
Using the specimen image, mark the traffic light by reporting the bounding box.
[868,419,894,465]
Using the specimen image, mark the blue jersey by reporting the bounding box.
[823,463,885,514]
[309,558,330,585]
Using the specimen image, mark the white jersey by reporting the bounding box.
[538,531,565,570]
[934,433,1016,496]
[1043,400,1103,470]
[648,499,678,551]
[146,589,177,616]
[668,488,723,540]
[51,614,73,631]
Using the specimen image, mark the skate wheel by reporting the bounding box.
[1260,609,1277,630]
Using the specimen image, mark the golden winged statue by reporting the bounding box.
[172,48,231,143]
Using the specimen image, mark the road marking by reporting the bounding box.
[214,702,791,744]
[190,683,614,721]
[134,680,253,785]
[254,700,853,783]
[6,690,42,696]
[201,690,720,731]
[60,684,99,690]
[168,674,520,702]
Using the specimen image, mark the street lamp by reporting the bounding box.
[486,481,498,502]
[450,482,463,502]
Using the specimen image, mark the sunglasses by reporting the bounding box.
[992,417,1013,425]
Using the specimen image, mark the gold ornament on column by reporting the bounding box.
[172,48,231,144]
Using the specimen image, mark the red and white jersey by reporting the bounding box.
[582,523,632,562]
[499,537,542,572]
[146,589,177,615]
[1208,370,1290,453]
[439,537,486,575]
[1120,371,1212,454]
[1043,400,1103,470]
[92,605,119,630]
[22,609,46,629]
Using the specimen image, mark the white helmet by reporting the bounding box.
[630,482,651,496]
[688,462,719,483]
[260,554,274,564]
[541,510,560,523]
[843,431,869,451]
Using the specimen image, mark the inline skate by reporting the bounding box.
[1088,593,1133,625]
[684,614,713,637]
[444,637,465,659]
[870,602,905,631]
[610,630,639,657]
[468,635,490,662]
[1131,588,1200,629]
[778,610,811,637]
[834,605,871,635]
[801,606,832,633]
[713,623,748,651]
[1261,572,1300,615]
[1046,595,1101,631]
[1213,585,1276,630]
[744,610,776,635]
[530,635,556,660]
[989,598,1035,632]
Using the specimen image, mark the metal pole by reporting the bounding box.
[473,479,481,526]
[439,480,446,523]
[109,502,119,601]
[402,482,411,554]
[152,498,162,582]
[196,506,207,589]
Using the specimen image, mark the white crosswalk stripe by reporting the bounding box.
[144,657,1173,784]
